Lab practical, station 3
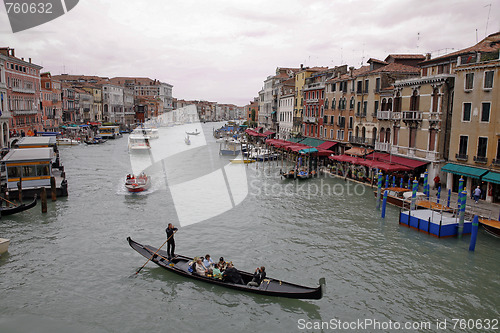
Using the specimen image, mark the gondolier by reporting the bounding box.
[165,223,178,259]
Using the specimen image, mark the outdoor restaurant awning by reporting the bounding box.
[245,129,267,137]
[317,141,337,150]
[377,155,428,169]
[299,138,325,147]
[262,130,275,136]
[441,163,488,179]
[329,154,359,164]
[299,148,318,154]
[344,147,373,156]
[482,171,500,184]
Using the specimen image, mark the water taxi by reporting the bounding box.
[56,138,80,146]
[128,135,151,152]
[1,147,68,199]
[132,127,159,139]
[98,126,122,139]
[125,173,151,192]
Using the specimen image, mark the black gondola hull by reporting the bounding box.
[0,195,37,216]
[128,237,324,300]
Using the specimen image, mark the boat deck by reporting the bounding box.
[416,201,453,212]
[400,209,472,238]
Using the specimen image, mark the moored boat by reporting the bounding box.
[186,129,200,135]
[0,238,10,255]
[125,173,151,192]
[127,237,325,299]
[230,158,255,164]
[280,169,296,179]
[185,135,191,145]
[56,138,80,146]
[84,137,107,145]
[0,195,37,216]
[479,218,500,238]
[128,135,151,152]
[373,187,426,208]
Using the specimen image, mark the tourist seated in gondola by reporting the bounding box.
[195,258,208,276]
[218,257,227,271]
[203,254,214,268]
[222,262,244,284]
[247,266,266,287]
[212,263,222,279]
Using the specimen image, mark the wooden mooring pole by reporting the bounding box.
[41,187,47,213]
[50,176,57,201]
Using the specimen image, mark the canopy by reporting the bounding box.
[344,147,373,156]
[483,171,500,185]
[245,129,267,137]
[299,137,325,147]
[262,130,275,136]
[441,163,488,179]
[377,155,428,169]
[329,154,359,163]
[317,141,337,150]
[299,148,318,154]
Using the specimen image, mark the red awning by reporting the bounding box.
[290,144,312,152]
[329,154,359,163]
[262,130,275,136]
[317,141,337,150]
[245,129,267,137]
[316,148,333,157]
[378,155,428,169]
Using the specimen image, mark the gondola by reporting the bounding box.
[280,169,296,179]
[128,237,325,300]
[1,195,37,216]
[186,130,200,135]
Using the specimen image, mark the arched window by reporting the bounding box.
[350,97,355,109]
[380,128,385,142]
[432,88,439,113]
[372,127,377,144]
[385,128,391,143]
[410,90,420,111]
[332,98,336,110]
[381,98,387,111]
[355,126,359,138]
[387,98,393,111]
[394,92,401,112]
[361,127,366,140]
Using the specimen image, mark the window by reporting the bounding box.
[330,129,334,139]
[324,128,327,137]
[462,103,471,121]
[409,128,417,148]
[428,129,436,151]
[363,101,367,115]
[332,98,336,110]
[496,139,500,160]
[459,136,468,156]
[477,137,488,157]
[330,116,334,124]
[484,71,493,89]
[357,101,361,113]
[349,97,354,109]
[364,80,369,93]
[465,73,474,90]
[374,101,379,114]
[481,102,490,122]
[332,83,336,92]
[349,116,353,129]
[393,127,399,146]
[357,81,362,93]
[375,78,380,92]
[410,90,419,111]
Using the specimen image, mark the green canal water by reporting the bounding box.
[0,123,499,332]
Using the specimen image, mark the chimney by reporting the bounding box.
[29,58,32,63]
[349,66,354,77]
[10,48,15,57]
[300,64,304,70]
[425,53,431,61]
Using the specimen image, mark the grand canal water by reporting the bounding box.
[1,122,499,332]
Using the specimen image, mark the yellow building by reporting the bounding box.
[442,32,500,203]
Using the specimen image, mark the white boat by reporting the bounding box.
[132,127,159,139]
[0,238,10,255]
[125,173,151,192]
[185,135,191,145]
[56,138,80,146]
[128,135,151,151]
[186,129,200,135]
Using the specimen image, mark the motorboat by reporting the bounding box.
[125,173,151,192]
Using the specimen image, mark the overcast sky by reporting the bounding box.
[1,0,499,106]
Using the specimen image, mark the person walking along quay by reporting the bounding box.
[165,223,178,259]
[473,186,482,204]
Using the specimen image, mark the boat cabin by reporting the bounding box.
[13,136,57,151]
[98,126,121,139]
[1,148,56,190]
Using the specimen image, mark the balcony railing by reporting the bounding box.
[303,116,317,123]
[474,156,487,164]
[402,111,422,121]
[12,86,36,94]
[306,98,319,103]
[456,153,468,161]
[429,112,441,121]
[377,111,390,120]
[349,136,375,146]
[375,141,391,152]
[391,112,401,120]
[12,109,38,115]
[354,112,367,118]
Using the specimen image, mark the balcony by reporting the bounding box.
[375,141,391,152]
[306,98,319,103]
[12,109,38,115]
[402,111,422,121]
[303,116,317,124]
[349,136,375,146]
[12,86,36,94]
[377,111,391,120]
[474,156,487,164]
[391,112,401,120]
[456,153,468,161]
[354,112,367,118]
[429,112,441,121]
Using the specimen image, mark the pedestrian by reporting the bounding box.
[165,223,178,259]
[433,175,440,189]
[473,186,481,204]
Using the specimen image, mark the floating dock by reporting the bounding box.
[399,209,472,238]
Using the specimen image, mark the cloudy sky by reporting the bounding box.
[1,0,499,106]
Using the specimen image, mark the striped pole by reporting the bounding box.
[392,175,396,188]
[411,178,418,211]
[458,177,464,195]
[408,178,411,189]
[458,189,467,238]
[423,170,428,198]
[426,184,430,200]
[376,172,382,210]
[469,215,479,251]
[400,177,403,189]
[447,189,451,208]
[437,186,441,204]
[385,174,389,188]
[382,190,388,218]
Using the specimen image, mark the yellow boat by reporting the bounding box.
[230,158,255,164]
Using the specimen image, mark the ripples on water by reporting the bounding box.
[0,123,499,332]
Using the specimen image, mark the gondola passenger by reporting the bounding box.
[247,266,266,287]
[218,257,227,271]
[195,258,208,276]
[222,263,244,284]
[203,254,214,268]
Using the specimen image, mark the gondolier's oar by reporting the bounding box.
[0,196,18,207]
[135,230,177,275]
